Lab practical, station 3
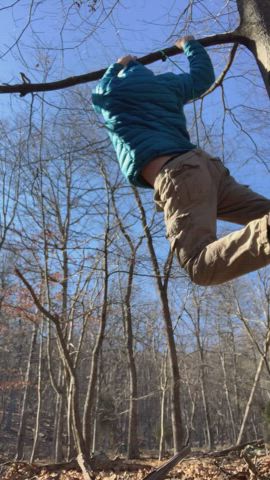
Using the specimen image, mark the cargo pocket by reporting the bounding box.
[166,212,190,239]
[166,212,191,267]
[169,160,210,207]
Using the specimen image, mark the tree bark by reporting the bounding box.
[108,172,141,459]
[30,319,44,463]
[54,389,65,462]
[82,227,109,454]
[198,348,214,450]
[236,0,270,97]
[159,354,168,460]
[185,297,214,450]
[219,353,237,444]
[124,258,139,459]
[237,327,270,444]
[133,188,185,452]
[15,268,92,478]
[237,352,266,445]
[16,323,37,460]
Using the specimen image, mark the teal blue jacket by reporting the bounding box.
[92,40,215,188]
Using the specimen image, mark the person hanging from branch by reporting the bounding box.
[92,36,270,286]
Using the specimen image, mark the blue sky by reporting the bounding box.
[0,0,269,200]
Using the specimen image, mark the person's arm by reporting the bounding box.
[175,36,215,103]
[92,54,137,112]
[96,54,137,93]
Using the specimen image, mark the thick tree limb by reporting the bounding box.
[202,438,264,458]
[142,446,191,480]
[0,32,247,96]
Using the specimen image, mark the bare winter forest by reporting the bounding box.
[0,1,270,479]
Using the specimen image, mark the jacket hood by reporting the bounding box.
[118,61,154,79]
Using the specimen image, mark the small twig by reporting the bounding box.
[200,43,239,98]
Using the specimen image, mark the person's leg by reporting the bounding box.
[193,164,270,285]
[217,169,270,225]
[154,150,221,284]
[154,150,270,286]
[188,214,270,285]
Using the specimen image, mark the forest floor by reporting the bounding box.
[1,448,270,480]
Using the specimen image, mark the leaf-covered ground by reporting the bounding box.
[1,453,270,480]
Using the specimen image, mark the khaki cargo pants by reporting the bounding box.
[154,149,270,285]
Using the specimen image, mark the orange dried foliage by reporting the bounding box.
[0,380,28,392]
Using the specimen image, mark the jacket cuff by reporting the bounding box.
[183,39,202,56]
[105,62,123,77]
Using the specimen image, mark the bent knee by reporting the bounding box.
[185,258,218,286]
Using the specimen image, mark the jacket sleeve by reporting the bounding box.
[92,62,123,113]
[176,40,215,103]
[95,63,123,93]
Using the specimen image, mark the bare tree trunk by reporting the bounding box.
[122,258,139,459]
[82,226,109,454]
[237,353,265,445]
[126,327,139,459]
[4,390,16,432]
[108,173,141,460]
[236,0,270,97]
[15,269,93,480]
[227,317,241,432]
[91,362,100,455]
[66,382,73,461]
[236,330,270,445]
[219,352,236,443]
[16,323,37,460]
[182,361,196,442]
[198,348,214,450]
[133,187,185,452]
[185,294,214,450]
[159,354,168,460]
[50,353,65,462]
[54,389,64,462]
[30,319,44,462]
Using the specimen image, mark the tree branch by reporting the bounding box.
[0,32,247,96]
[14,267,59,324]
[200,43,239,98]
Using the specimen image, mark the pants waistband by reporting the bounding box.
[159,151,189,172]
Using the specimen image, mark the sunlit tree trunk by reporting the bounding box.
[159,353,168,460]
[54,389,64,462]
[123,260,139,459]
[82,212,110,454]
[219,352,236,444]
[236,0,270,97]
[237,328,270,444]
[30,318,44,462]
[16,323,37,460]
[133,187,185,452]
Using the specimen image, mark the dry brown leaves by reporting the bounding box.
[174,454,270,479]
[1,455,270,480]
